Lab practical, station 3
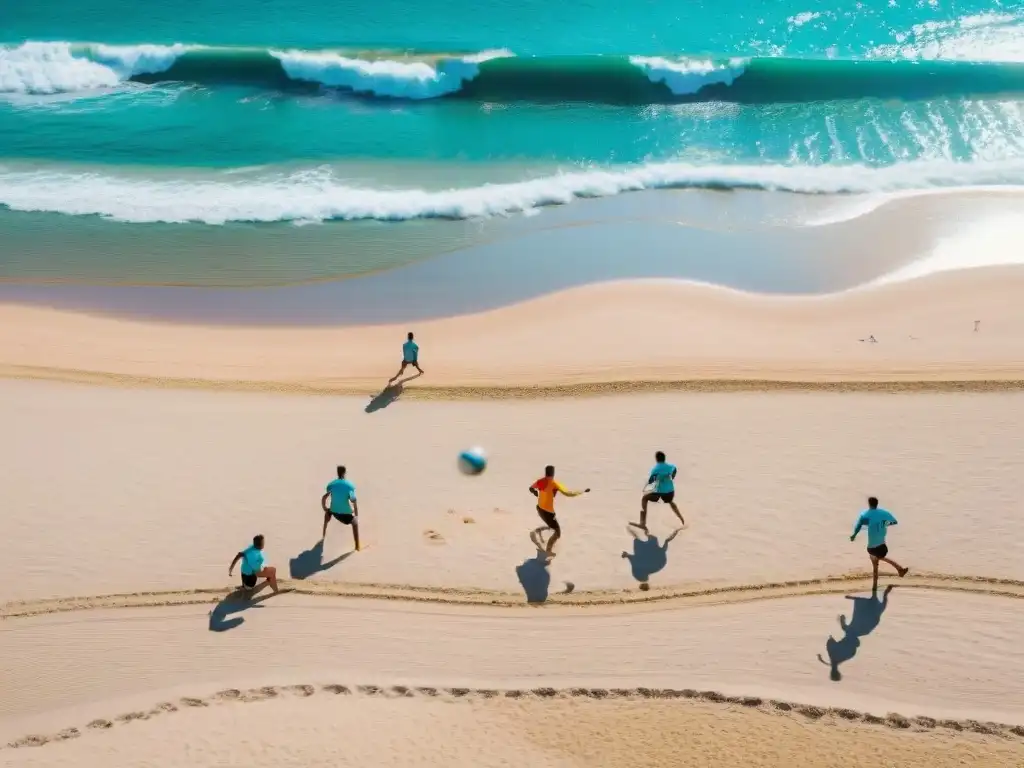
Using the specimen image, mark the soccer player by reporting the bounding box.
[637,451,685,530]
[851,496,909,587]
[529,465,589,559]
[322,465,361,551]
[388,331,424,384]
[228,534,279,593]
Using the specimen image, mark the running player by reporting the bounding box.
[388,331,424,384]
[321,465,361,551]
[636,450,685,530]
[851,496,909,586]
[228,534,279,593]
[529,465,589,559]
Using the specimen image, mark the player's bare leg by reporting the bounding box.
[668,500,685,525]
[880,555,907,576]
[544,530,560,559]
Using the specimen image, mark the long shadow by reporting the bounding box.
[289,540,353,580]
[208,586,276,632]
[515,534,576,604]
[516,549,552,604]
[365,372,422,413]
[622,527,682,586]
[817,585,895,681]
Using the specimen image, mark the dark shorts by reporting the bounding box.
[867,544,889,558]
[241,572,258,589]
[331,512,356,526]
[537,508,561,535]
[401,358,419,366]
[649,491,675,503]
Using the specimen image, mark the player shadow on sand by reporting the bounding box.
[289,540,353,580]
[208,586,276,632]
[516,538,576,604]
[365,372,422,414]
[622,526,682,587]
[817,585,895,681]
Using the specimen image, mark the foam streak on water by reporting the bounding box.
[2,159,1024,225]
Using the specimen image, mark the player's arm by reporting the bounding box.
[850,514,867,541]
[350,493,359,516]
[884,512,898,527]
[529,480,540,497]
[321,492,331,512]
[557,481,589,497]
[647,474,657,485]
[228,552,243,575]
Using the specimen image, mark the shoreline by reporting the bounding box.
[2,187,1023,315]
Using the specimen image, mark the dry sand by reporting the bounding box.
[1,267,1024,391]
[3,382,1024,603]
[2,273,1023,766]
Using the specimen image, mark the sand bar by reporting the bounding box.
[2,269,1024,392]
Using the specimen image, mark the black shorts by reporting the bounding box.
[867,544,889,558]
[649,491,675,503]
[401,358,418,367]
[241,572,258,589]
[331,512,356,526]
[537,508,561,535]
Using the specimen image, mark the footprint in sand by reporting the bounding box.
[423,529,445,544]
[462,516,475,524]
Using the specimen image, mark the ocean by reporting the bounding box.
[2,0,1023,296]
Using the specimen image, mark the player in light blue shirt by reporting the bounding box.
[851,496,908,586]
[321,465,361,551]
[635,451,685,531]
[228,534,279,593]
[388,331,424,385]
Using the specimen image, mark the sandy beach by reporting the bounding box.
[2,266,1024,391]
[2,271,1023,766]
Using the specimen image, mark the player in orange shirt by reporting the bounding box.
[529,464,589,560]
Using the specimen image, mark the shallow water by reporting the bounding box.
[1,1,1023,291]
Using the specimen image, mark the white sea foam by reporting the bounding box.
[0,41,186,95]
[2,159,1024,226]
[787,11,822,28]
[271,49,512,99]
[629,57,748,95]
[872,12,1024,61]
[90,43,189,77]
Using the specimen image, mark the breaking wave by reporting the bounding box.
[2,158,1024,225]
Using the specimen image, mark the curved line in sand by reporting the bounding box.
[6,681,1024,750]
[3,365,1024,396]
[4,571,1023,620]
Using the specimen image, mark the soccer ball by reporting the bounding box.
[458,447,487,475]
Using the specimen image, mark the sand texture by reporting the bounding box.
[3,268,1024,766]
[2,377,1023,766]
[2,269,1024,392]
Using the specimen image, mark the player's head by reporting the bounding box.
[407,331,414,341]
[544,465,555,477]
[253,534,265,550]
[337,465,346,478]
[655,451,666,463]
[868,496,878,509]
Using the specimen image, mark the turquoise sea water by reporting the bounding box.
[1,0,1024,287]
